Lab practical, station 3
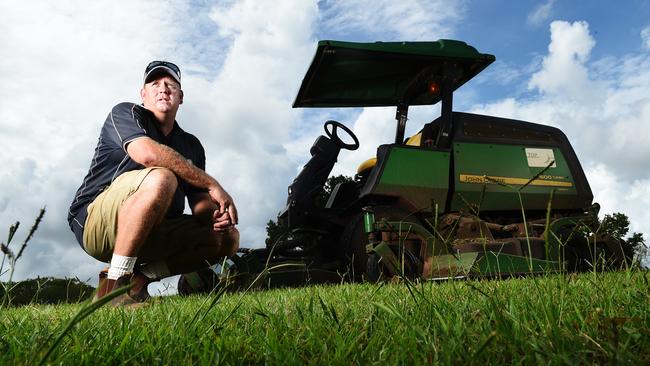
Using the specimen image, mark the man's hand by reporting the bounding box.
[208,185,238,225]
[212,210,235,232]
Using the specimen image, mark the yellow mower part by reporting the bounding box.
[356,157,377,174]
[356,132,423,174]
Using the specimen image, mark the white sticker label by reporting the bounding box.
[525,148,556,168]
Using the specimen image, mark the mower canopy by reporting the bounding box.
[293,39,495,108]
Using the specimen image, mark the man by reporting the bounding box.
[68,61,239,306]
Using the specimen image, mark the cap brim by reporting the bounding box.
[144,66,181,85]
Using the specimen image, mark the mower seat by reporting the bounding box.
[356,132,422,175]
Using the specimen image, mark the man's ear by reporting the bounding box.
[179,89,184,105]
[140,87,146,103]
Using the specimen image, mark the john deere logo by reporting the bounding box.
[459,174,572,188]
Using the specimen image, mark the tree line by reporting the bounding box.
[0,277,94,307]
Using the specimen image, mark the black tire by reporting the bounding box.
[177,267,219,295]
[564,236,624,272]
[340,206,425,282]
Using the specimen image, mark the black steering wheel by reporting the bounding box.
[324,120,359,151]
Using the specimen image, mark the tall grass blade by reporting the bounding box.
[3,208,47,300]
[189,262,304,331]
[472,331,497,357]
[544,189,555,265]
[36,285,130,366]
[516,191,534,272]
[519,160,555,191]
[16,208,45,261]
[187,282,229,327]
[7,221,19,245]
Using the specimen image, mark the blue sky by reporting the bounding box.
[0,0,648,291]
[458,0,650,102]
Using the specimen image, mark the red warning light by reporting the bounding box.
[428,82,439,94]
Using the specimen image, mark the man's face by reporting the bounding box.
[140,74,183,116]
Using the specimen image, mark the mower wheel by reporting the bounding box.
[340,206,425,282]
[177,267,219,296]
[566,236,627,272]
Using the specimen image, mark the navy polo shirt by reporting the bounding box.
[68,102,206,246]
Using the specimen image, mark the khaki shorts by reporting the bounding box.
[83,168,212,263]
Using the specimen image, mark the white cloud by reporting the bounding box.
[528,21,598,99]
[593,161,650,267]
[527,0,556,26]
[586,164,650,264]
[642,26,650,49]
[318,0,466,40]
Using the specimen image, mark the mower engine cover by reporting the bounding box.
[293,39,495,107]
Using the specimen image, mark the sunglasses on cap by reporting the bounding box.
[144,61,181,84]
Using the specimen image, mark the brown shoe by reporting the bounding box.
[92,267,110,302]
[128,270,152,302]
[92,270,152,306]
[108,275,148,308]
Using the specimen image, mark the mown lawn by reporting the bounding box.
[1,271,648,365]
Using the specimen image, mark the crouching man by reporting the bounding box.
[68,61,239,306]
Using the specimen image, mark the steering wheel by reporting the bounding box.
[324,120,359,151]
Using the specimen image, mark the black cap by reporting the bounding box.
[143,61,181,85]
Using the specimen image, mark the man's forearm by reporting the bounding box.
[153,143,214,187]
[128,138,220,191]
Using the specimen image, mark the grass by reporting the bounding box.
[1,208,46,307]
[1,270,648,365]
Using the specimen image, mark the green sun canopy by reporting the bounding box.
[293,40,495,108]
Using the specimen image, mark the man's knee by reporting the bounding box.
[225,228,240,256]
[211,227,239,258]
[198,229,239,266]
[140,168,178,196]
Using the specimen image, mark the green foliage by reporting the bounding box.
[314,174,355,208]
[627,233,646,255]
[0,277,94,307]
[600,212,646,261]
[264,219,287,247]
[0,271,648,365]
[601,212,631,238]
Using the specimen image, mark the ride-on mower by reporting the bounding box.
[179,40,628,294]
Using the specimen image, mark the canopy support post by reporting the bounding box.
[435,73,454,148]
[394,104,409,144]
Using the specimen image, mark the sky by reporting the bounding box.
[1,0,649,293]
